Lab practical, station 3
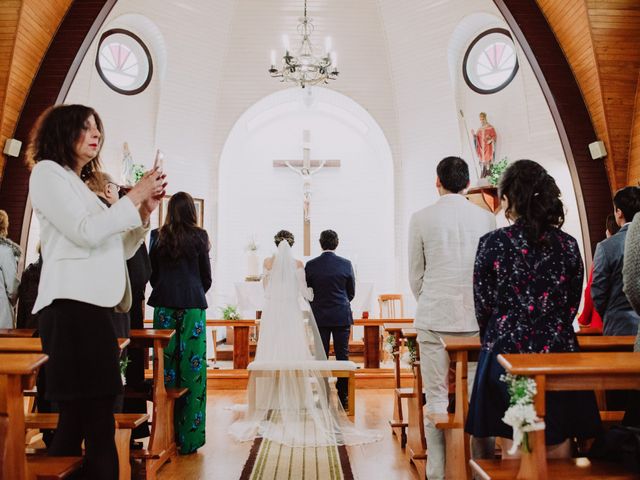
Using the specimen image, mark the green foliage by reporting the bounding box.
[132,164,146,184]
[488,157,509,187]
[221,304,241,320]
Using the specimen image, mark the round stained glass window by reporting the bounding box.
[463,28,519,94]
[95,29,153,95]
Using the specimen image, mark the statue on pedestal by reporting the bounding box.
[471,112,497,179]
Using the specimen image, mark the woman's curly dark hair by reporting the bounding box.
[156,192,209,261]
[274,230,294,247]
[499,159,565,243]
[27,104,104,182]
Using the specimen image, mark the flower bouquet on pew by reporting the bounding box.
[500,373,545,454]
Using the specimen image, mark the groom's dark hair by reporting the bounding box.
[437,156,469,193]
[319,230,339,250]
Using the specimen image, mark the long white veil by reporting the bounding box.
[229,241,380,447]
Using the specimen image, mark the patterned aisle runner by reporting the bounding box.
[239,416,354,480]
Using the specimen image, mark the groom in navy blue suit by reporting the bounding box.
[305,230,355,408]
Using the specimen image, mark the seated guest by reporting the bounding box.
[592,186,640,336]
[466,160,601,458]
[0,209,21,328]
[28,104,165,479]
[577,214,620,329]
[149,191,211,454]
[17,242,43,329]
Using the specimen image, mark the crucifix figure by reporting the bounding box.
[273,130,340,255]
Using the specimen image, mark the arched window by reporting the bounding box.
[463,28,518,94]
[95,29,153,95]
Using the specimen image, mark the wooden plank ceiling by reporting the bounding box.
[0,0,72,183]
[537,0,640,190]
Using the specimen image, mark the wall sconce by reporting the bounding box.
[588,140,607,160]
[3,138,22,157]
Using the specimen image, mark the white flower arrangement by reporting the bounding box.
[500,373,545,454]
[383,334,396,355]
[401,338,418,366]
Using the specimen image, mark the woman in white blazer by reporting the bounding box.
[28,104,166,480]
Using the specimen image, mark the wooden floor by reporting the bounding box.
[156,389,418,479]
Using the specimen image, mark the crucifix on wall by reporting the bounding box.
[273,130,340,255]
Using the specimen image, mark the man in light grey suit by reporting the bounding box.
[408,156,495,480]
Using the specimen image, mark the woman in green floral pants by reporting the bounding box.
[148,192,212,454]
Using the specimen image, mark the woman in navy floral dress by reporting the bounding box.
[465,160,601,454]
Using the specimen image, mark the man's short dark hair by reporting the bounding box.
[319,230,339,250]
[613,186,640,222]
[436,156,470,193]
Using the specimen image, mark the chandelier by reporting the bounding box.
[268,0,338,88]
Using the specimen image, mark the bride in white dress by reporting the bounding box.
[229,232,380,447]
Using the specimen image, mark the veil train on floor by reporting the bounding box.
[228,242,380,447]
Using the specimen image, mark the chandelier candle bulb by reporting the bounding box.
[331,52,338,69]
[270,49,276,67]
[325,36,332,54]
[282,34,290,51]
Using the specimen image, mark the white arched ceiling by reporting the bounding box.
[215,87,394,313]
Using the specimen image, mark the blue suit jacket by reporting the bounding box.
[305,251,355,327]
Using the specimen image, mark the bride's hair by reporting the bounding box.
[274,230,294,247]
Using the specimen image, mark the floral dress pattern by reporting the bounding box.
[465,222,602,443]
[154,307,207,454]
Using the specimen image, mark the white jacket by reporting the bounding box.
[29,160,148,313]
[0,237,21,328]
[408,194,496,332]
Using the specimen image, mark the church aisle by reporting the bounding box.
[157,389,417,480]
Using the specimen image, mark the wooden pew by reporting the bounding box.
[471,352,640,479]
[247,360,357,416]
[353,318,415,368]
[129,329,187,480]
[0,329,36,337]
[384,322,414,448]
[440,335,636,478]
[406,360,426,479]
[24,413,149,480]
[0,353,82,480]
[0,337,130,352]
[145,319,258,369]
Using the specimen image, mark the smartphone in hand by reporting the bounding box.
[153,149,164,171]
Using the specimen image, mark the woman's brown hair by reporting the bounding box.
[156,192,208,261]
[27,104,104,181]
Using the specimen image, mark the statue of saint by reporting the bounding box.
[120,142,135,186]
[471,112,497,178]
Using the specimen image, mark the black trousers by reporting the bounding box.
[49,396,118,480]
[318,325,351,401]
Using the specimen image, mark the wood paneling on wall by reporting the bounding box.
[537,0,640,190]
[495,0,612,257]
[0,0,71,182]
[629,72,640,184]
[0,0,111,243]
